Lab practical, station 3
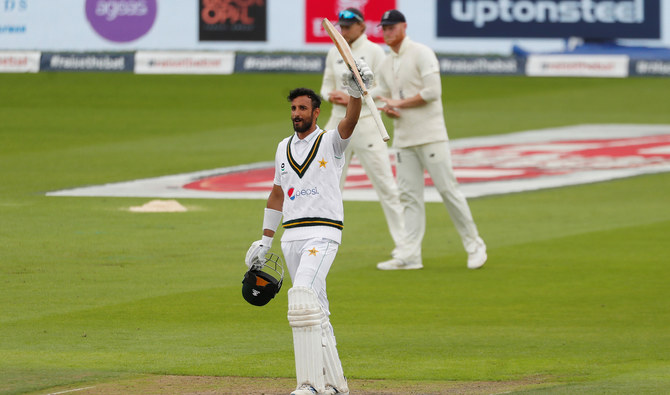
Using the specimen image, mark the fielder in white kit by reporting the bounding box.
[373,9,487,271]
[320,7,410,266]
[246,61,374,394]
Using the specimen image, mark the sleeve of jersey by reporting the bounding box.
[418,46,441,78]
[417,46,442,103]
[419,72,442,103]
[330,129,349,157]
[320,49,337,99]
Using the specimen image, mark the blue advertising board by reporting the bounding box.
[234,53,324,73]
[40,53,134,72]
[437,0,661,39]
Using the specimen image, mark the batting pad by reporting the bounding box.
[321,317,349,393]
[287,287,325,393]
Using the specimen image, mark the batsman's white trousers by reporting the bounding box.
[282,237,339,316]
[396,141,481,264]
[325,115,408,259]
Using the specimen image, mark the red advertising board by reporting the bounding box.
[305,0,396,44]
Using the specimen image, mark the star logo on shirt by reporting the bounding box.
[308,247,319,256]
[319,158,328,168]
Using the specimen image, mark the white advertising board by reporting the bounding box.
[0,51,40,72]
[526,55,630,78]
[0,0,669,55]
[134,51,235,74]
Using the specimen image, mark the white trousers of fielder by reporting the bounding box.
[396,141,482,264]
[326,115,409,260]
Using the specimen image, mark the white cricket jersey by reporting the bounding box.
[274,127,349,243]
[320,34,386,120]
[375,37,449,148]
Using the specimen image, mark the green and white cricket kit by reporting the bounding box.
[274,128,347,244]
[273,127,350,394]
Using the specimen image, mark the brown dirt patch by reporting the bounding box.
[38,374,556,395]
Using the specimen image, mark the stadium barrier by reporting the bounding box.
[40,53,134,73]
[0,51,40,73]
[1,50,669,77]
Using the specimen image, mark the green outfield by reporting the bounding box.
[1,73,669,394]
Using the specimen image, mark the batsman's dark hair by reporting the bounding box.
[288,87,322,110]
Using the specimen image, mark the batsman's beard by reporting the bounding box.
[292,115,314,134]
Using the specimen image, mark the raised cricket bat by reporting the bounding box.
[321,18,390,142]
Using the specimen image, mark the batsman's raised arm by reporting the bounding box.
[337,59,373,140]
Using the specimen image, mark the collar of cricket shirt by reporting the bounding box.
[392,36,411,58]
[350,34,368,51]
[293,126,322,145]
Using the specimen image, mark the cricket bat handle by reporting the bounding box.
[364,93,390,142]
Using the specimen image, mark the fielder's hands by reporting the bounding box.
[342,58,374,99]
[379,103,401,118]
[245,239,271,270]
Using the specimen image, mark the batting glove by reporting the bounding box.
[245,236,272,270]
[342,58,373,98]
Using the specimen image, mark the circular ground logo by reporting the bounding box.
[86,0,157,43]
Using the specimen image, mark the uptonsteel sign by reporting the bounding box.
[437,0,661,39]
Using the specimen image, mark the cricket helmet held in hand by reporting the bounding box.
[242,252,285,306]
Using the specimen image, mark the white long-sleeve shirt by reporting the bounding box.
[374,36,449,148]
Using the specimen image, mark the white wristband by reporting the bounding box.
[261,235,273,247]
[262,208,282,232]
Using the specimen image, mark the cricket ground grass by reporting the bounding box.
[1,73,669,394]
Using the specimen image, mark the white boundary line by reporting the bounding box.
[47,386,96,395]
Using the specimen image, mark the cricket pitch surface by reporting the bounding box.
[34,375,555,394]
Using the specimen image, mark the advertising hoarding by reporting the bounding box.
[526,54,629,77]
[437,0,661,39]
[305,0,396,44]
[0,51,40,72]
[134,51,235,74]
[199,0,267,42]
[0,1,668,55]
[40,52,134,72]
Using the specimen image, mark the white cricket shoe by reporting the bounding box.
[467,238,487,270]
[290,384,318,395]
[377,258,423,270]
[323,384,349,395]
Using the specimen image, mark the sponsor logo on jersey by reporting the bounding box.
[287,186,319,200]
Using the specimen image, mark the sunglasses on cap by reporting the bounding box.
[339,10,363,22]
